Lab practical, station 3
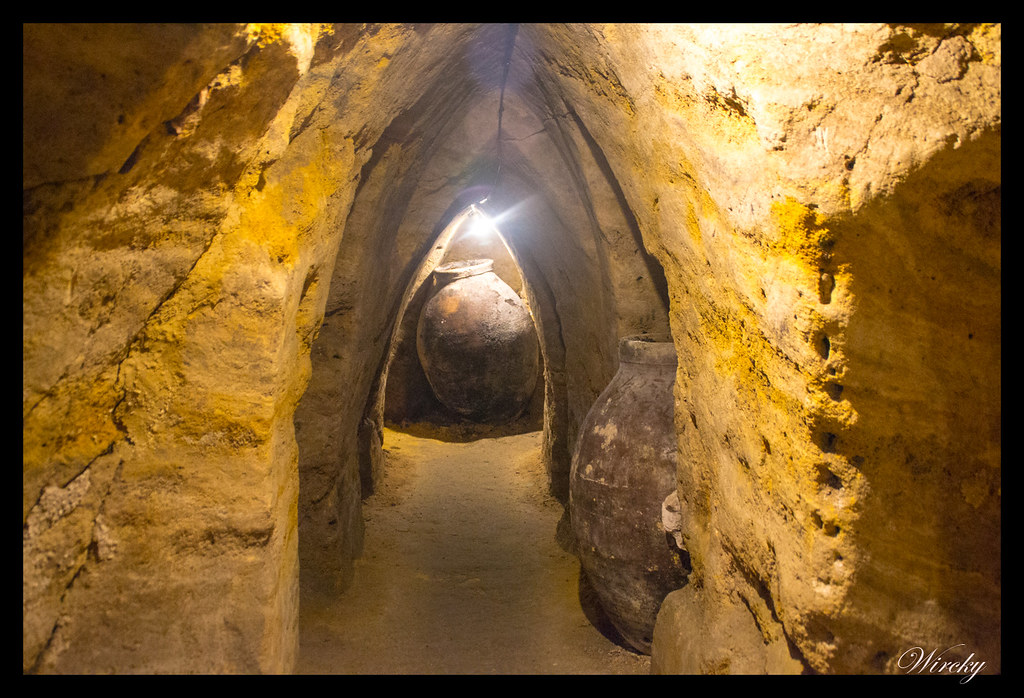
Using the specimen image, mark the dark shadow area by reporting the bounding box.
[554,500,646,656]
[577,567,643,655]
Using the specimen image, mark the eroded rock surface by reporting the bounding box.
[24,23,999,674]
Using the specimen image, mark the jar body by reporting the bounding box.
[416,259,539,423]
[569,336,688,653]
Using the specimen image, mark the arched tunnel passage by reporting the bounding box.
[296,200,655,673]
[289,22,683,666]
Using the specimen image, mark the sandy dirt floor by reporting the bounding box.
[296,425,651,675]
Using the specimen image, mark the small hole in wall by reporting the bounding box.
[818,272,835,304]
[817,464,843,489]
[810,511,841,537]
[823,383,844,401]
[814,333,831,360]
[812,430,837,453]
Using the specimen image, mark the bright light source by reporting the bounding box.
[480,196,532,231]
[466,205,496,239]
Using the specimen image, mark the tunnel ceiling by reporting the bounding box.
[23,23,576,216]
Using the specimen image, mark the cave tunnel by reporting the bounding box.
[23,23,1000,676]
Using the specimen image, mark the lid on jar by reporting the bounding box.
[433,258,494,284]
[618,334,677,366]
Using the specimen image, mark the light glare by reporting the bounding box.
[467,205,497,239]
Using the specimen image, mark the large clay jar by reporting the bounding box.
[416,258,539,423]
[569,335,689,654]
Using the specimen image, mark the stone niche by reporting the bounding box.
[23,22,999,674]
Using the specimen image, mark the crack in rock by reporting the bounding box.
[24,468,93,541]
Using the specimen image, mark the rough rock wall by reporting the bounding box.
[24,23,321,672]
[23,22,495,673]
[519,23,999,673]
[24,22,999,675]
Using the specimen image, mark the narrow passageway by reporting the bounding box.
[296,427,651,675]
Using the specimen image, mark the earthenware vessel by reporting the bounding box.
[416,258,539,423]
[569,335,689,653]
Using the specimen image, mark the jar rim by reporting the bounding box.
[618,334,677,366]
[433,258,494,282]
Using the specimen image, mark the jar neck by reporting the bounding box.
[618,334,677,367]
[433,258,494,285]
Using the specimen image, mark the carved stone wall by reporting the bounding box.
[24,23,999,674]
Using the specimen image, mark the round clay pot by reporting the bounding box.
[416,258,539,423]
[569,335,689,654]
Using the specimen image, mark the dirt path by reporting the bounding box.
[296,426,651,675]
